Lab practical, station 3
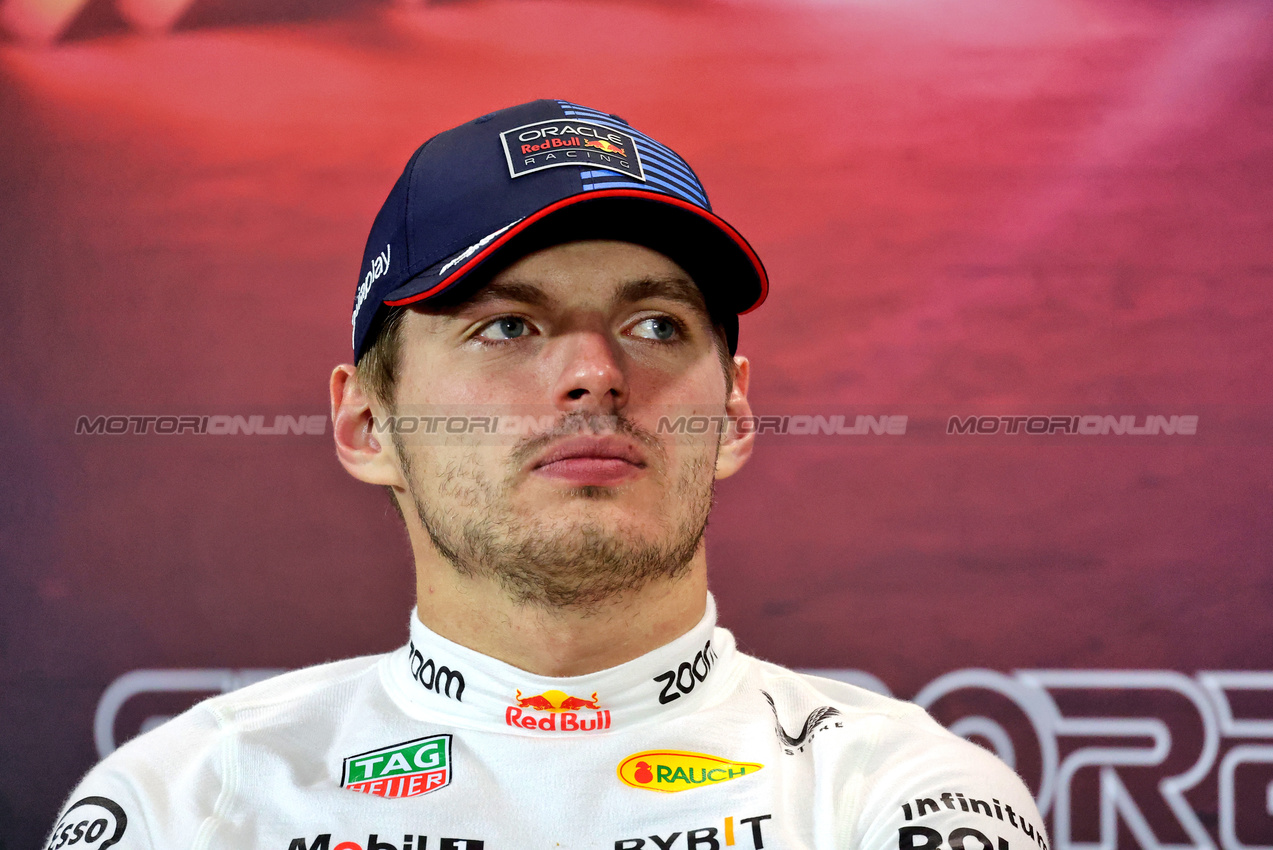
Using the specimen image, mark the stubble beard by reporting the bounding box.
[394,413,717,612]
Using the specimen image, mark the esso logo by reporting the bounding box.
[46,797,127,850]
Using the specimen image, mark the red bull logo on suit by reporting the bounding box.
[506,689,612,732]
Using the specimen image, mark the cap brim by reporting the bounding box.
[381,189,768,345]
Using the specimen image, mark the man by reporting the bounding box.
[48,101,1046,850]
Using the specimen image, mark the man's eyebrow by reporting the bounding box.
[616,276,710,316]
[460,276,709,316]
[461,280,554,309]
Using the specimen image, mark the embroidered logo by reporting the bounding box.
[616,751,763,793]
[500,119,644,181]
[45,797,128,850]
[762,690,843,754]
[353,243,391,330]
[506,689,611,732]
[341,734,451,799]
[406,640,466,702]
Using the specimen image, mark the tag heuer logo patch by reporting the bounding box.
[501,119,644,181]
[341,734,451,799]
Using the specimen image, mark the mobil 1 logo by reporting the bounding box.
[289,836,482,850]
[500,119,644,181]
[46,797,127,850]
[655,640,717,705]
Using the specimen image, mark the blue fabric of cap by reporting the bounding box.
[351,99,768,362]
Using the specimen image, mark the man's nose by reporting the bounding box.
[551,330,628,412]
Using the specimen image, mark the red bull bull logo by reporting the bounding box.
[583,139,627,156]
[507,689,611,732]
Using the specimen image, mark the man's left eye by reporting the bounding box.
[630,317,680,341]
[477,316,531,341]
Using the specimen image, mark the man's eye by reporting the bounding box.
[631,316,680,341]
[477,316,531,341]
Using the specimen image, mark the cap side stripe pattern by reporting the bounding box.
[559,102,701,172]
[559,103,705,186]
[558,102,709,207]
[580,169,704,206]
[583,153,706,203]
[583,179,687,198]
[582,159,705,207]
[601,138,701,186]
[624,147,708,206]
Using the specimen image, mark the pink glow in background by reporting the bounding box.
[1,0,1271,842]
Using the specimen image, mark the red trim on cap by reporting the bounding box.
[383,189,769,312]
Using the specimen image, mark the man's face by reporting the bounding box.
[384,240,741,609]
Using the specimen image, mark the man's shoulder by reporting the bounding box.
[731,654,1046,847]
[197,651,387,725]
[736,654,937,728]
[49,653,390,845]
[732,653,1011,766]
[89,652,387,790]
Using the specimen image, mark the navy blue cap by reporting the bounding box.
[351,99,768,362]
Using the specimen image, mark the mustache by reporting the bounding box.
[507,411,664,471]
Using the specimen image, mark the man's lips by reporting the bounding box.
[530,436,647,486]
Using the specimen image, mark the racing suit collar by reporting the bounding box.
[382,594,734,734]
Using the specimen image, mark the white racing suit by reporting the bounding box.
[47,597,1048,850]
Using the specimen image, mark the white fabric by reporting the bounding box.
[48,596,1048,850]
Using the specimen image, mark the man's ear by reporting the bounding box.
[330,365,406,487]
[715,355,755,480]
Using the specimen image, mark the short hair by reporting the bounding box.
[355,306,410,414]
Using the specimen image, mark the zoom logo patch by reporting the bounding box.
[406,641,466,702]
[654,640,717,704]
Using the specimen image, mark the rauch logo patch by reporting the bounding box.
[46,796,127,850]
[616,750,762,793]
[341,734,451,799]
[500,119,644,181]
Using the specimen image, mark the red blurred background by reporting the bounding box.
[2,0,1271,845]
